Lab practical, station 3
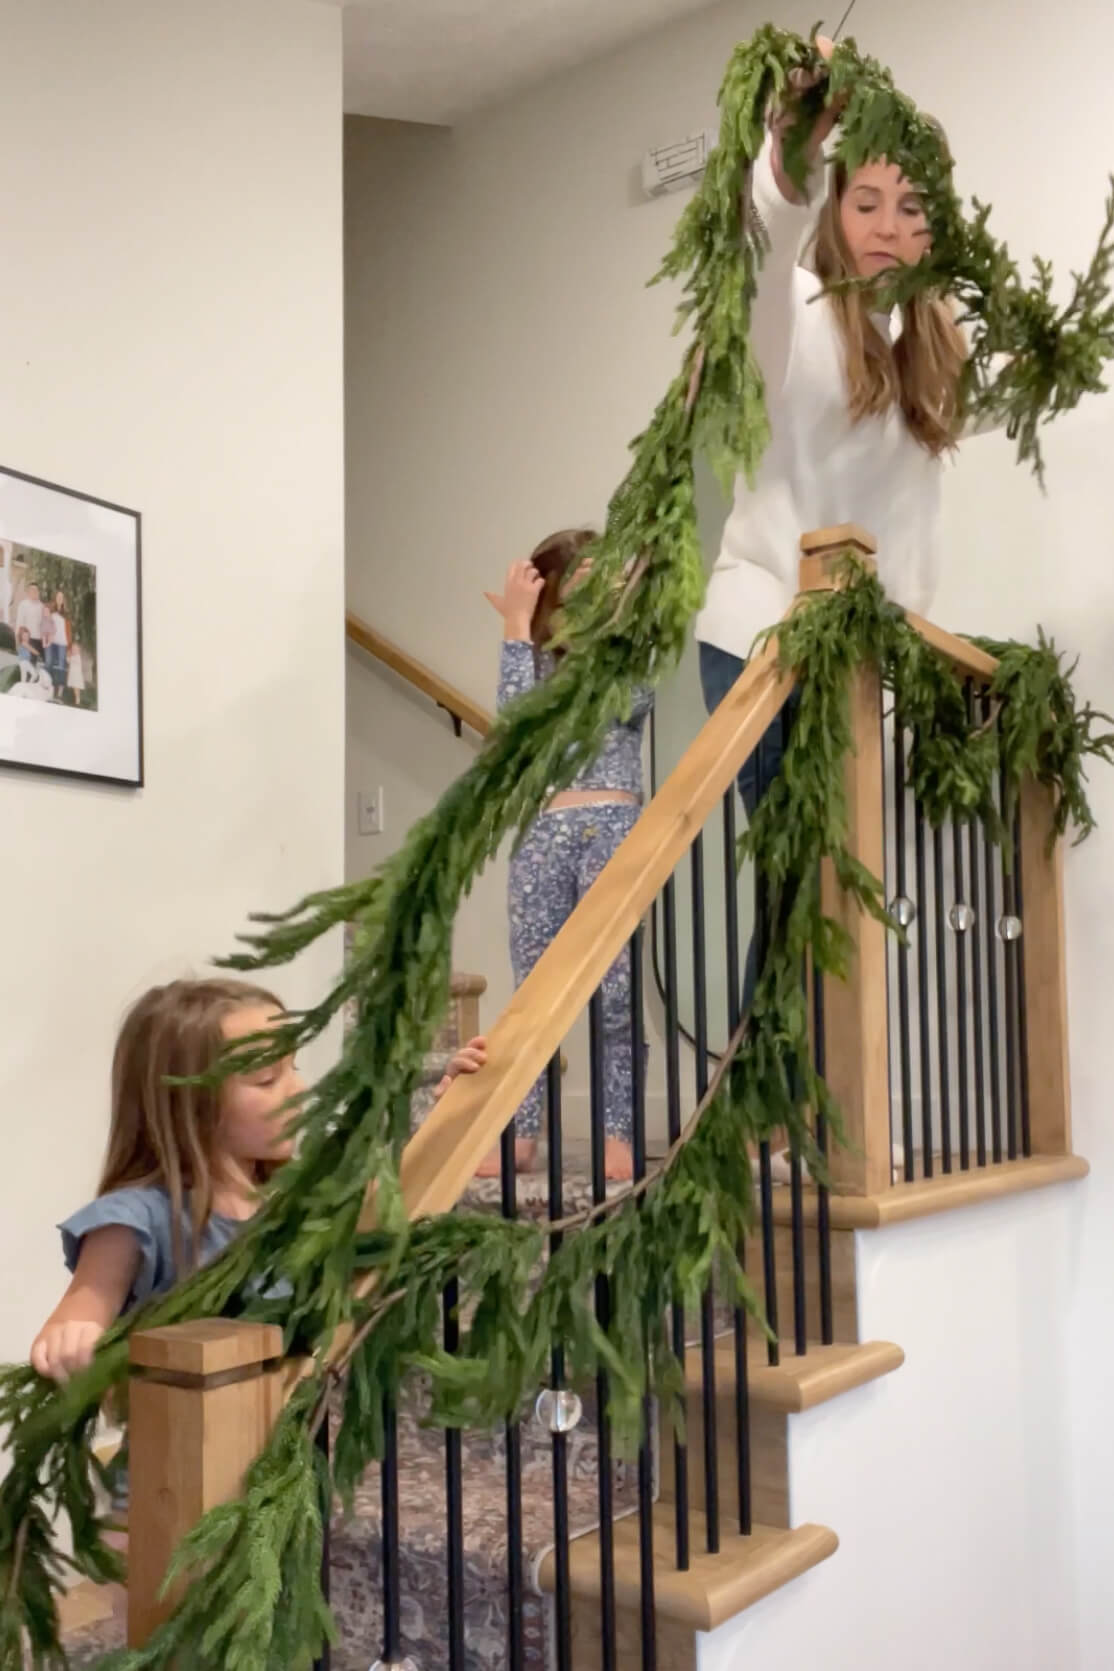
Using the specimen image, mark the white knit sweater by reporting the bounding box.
[695,134,944,661]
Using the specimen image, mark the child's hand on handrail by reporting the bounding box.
[433,1036,487,1099]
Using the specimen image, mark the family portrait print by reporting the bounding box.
[1,541,98,711]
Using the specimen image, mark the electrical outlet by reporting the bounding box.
[357,787,384,836]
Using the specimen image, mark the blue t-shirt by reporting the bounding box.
[60,1186,244,1311]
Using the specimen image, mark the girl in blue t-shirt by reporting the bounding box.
[30,975,486,1382]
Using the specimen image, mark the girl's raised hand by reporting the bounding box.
[434,1035,488,1099]
[484,560,544,635]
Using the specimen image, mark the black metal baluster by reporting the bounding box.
[933,825,953,1174]
[952,821,972,1170]
[1013,808,1032,1157]
[914,796,934,1177]
[813,946,834,1346]
[785,701,808,1357]
[723,790,752,1535]
[723,787,741,1040]
[630,928,658,1670]
[500,1123,525,1671]
[443,1281,465,1671]
[893,723,916,1180]
[545,1054,573,1671]
[757,1136,778,1368]
[881,701,898,1169]
[589,991,618,1671]
[691,835,720,1556]
[726,792,752,1524]
[754,847,779,1369]
[1001,759,1021,1162]
[381,1394,402,1665]
[967,685,988,1167]
[789,1134,807,1357]
[982,691,1004,1164]
[314,1415,331,1671]
[662,877,690,1571]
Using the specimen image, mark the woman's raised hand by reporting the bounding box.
[770,34,844,201]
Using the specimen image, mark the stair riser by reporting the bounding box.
[658,1402,789,1531]
[738,1222,859,1348]
[569,1598,696,1671]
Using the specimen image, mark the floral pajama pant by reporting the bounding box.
[509,802,641,1140]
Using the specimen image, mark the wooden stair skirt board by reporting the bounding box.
[540,1518,839,1671]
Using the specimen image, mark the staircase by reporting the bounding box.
[61,532,1088,1671]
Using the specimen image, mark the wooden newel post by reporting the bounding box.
[798,523,878,592]
[799,526,892,1195]
[127,1320,284,1647]
[1017,778,1072,1155]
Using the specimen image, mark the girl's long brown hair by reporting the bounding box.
[100,977,285,1275]
[811,161,966,457]
[526,528,597,662]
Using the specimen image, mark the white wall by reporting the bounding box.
[700,1187,1084,1670]
[0,0,344,1366]
[344,0,1114,1654]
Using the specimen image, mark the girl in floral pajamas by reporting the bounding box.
[481,529,652,1182]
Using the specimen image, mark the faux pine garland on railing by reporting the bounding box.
[3,26,1114,1671]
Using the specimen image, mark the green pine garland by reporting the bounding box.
[3,26,1114,1670]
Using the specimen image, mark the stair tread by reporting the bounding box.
[57,1580,117,1635]
[683,1339,904,1413]
[538,1509,838,1630]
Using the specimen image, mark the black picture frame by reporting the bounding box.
[0,462,143,788]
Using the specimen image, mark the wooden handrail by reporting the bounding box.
[904,612,998,680]
[345,610,493,740]
[382,629,795,1233]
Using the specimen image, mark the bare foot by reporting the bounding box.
[604,1138,634,1181]
[474,1138,539,1178]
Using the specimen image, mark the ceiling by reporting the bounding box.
[336,0,726,126]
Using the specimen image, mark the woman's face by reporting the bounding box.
[839,161,930,278]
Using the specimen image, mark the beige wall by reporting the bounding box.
[0,0,345,1366]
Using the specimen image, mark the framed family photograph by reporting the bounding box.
[0,464,142,787]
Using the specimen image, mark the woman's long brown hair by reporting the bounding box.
[526,528,597,662]
[811,161,966,456]
[99,977,285,1276]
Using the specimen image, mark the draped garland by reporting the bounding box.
[2,26,1113,1670]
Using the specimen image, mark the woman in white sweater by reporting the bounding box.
[696,37,965,814]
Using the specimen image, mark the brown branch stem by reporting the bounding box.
[5,1516,28,1608]
[546,1007,752,1238]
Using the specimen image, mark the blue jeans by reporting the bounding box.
[698,642,798,1010]
[697,642,794,818]
[46,641,67,690]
